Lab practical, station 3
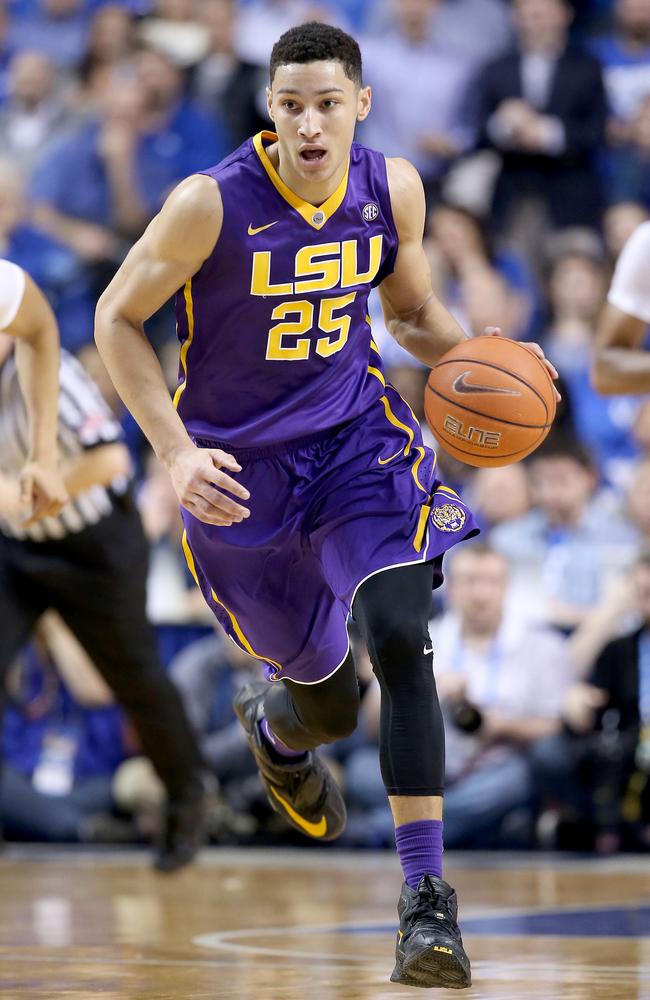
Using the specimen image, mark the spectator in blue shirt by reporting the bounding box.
[590,0,650,142]
[541,241,643,484]
[31,48,226,247]
[1,613,132,843]
[0,50,76,179]
[0,159,95,351]
[0,4,17,105]
[7,0,90,71]
[603,94,650,209]
[133,43,229,179]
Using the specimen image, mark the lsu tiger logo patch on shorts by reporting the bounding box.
[432,503,466,533]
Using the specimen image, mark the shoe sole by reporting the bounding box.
[391,946,471,989]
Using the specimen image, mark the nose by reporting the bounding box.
[297,109,322,140]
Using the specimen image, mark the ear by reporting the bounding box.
[356,84,371,123]
[266,85,274,122]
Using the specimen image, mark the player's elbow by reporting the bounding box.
[94,288,114,349]
[94,283,129,350]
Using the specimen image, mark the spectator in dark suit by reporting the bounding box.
[191,0,269,149]
[475,0,607,259]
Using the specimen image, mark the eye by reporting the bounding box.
[322,100,338,109]
[282,100,298,110]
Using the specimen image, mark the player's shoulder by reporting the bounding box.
[384,157,424,196]
[383,157,425,232]
[161,173,223,227]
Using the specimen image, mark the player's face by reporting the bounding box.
[268,61,371,186]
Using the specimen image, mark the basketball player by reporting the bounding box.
[594,220,650,394]
[95,23,557,988]
[0,260,207,872]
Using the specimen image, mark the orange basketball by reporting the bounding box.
[424,336,557,468]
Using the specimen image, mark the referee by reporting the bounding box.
[0,260,206,871]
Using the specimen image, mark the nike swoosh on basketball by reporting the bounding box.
[248,221,279,236]
[269,786,328,838]
[452,371,520,396]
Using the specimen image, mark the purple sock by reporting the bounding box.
[395,819,444,888]
[259,717,305,758]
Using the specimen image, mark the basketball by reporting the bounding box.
[424,336,557,467]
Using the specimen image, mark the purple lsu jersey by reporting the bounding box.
[173,130,398,447]
[174,131,479,684]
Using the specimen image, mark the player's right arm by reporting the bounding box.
[594,222,650,395]
[94,174,250,526]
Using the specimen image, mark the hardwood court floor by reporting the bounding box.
[0,847,649,999]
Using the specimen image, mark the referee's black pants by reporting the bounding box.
[0,494,203,802]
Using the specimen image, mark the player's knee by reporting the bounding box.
[369,614,430,674]
[312,698,359,743]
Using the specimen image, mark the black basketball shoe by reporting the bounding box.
[233,681,346,841]
[390,874,472,989]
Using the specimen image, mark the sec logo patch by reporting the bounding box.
[432,503,466,533]
[362,203,379,222]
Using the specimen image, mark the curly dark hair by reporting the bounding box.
[270,21,362,86]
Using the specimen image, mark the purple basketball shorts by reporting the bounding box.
[181,388,478,684]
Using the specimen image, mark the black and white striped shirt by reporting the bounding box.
[0,348,130,541]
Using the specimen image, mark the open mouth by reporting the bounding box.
[299,147,327,164]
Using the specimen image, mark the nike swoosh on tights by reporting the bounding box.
[269,786,328,838]
[248,221,279,235]
[452,371,520,396]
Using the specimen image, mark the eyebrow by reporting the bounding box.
[275,87,346,95]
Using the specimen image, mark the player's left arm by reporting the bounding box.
[379,157,559,392]
[378,157,466,366]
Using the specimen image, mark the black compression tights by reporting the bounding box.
[263,561,445,796]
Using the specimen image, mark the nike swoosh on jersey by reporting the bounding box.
[248,221,279,236]
[269,786,328,838]
[423,645,434,655]
[452,371,520,396]
[378,449,403,466]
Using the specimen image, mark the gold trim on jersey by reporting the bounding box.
[173,279,194,409]
[181,530,284,676]
[253,131,350,230]
[413,501,431,552]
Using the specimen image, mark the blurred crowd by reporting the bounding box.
[2,0,650,856]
